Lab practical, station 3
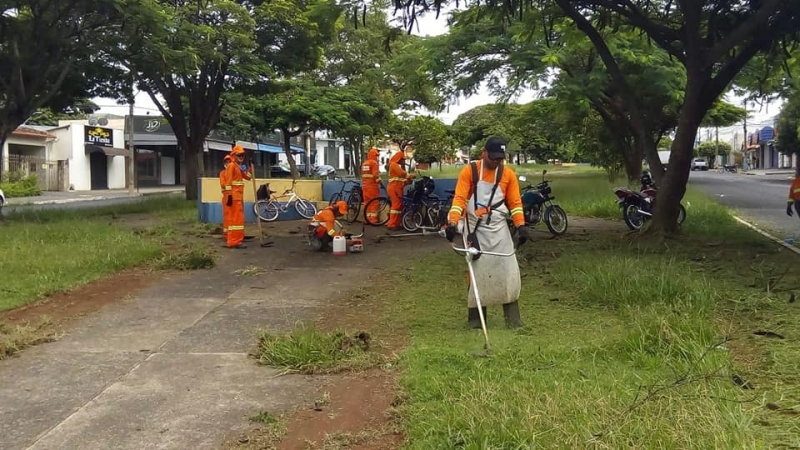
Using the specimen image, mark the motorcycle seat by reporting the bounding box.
[445,189,455,194]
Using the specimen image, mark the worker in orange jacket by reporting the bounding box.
[310,200,348,251]
[787,171,800,217]
[387,151,416,230]
[445,136,529,329]
[361,148,382,224]
[225,145,252,249]
[219,155,232,239]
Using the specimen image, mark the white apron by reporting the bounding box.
[463,165,521,308]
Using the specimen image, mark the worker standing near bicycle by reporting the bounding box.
[445,136,529,328]
[361,148,382,224]
[387,151,415,231]
[225,145,252,249]
[219,155,233,240]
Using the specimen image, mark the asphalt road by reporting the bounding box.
[689,170,800,238]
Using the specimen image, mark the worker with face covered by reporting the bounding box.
[225,145,252,249]
[387,151,415,230]
[219,155,233,239]
[361,148,382,224]
[310,200,348,251]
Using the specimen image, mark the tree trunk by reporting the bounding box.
[617,138,642,184]
[642,137,665,184]
[179,138,204,201]
[0,128,12,182]
[282,129,300,180]
[649,83,705,234]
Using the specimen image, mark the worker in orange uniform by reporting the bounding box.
[219,155,233,239]
[310,200,348,251]
[387,151,416,230]
[787,169,800,218]
[361,148,382,224]
[444,136,529,329]
[225,145,252,249]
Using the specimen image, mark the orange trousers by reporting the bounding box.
[387,183,404,228]
[226,199,245,247]
[221,196,231,237]
[363,185,380,223]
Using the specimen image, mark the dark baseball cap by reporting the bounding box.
[484,136,506,159]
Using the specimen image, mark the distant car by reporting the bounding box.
[691,158,708,171]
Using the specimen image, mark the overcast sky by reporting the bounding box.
[93,7,781,129]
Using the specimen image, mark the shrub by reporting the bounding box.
[0,173,41,197]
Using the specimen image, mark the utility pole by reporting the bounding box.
[743,98,748,171]
[127,80,136,195]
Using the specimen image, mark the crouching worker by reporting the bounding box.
[309,201,348,251]
[445,136,529,329]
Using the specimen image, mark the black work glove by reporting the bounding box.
[516,225,530,247]
[788,203,794,217]
[226,195,233,207]
[445,222,457,242]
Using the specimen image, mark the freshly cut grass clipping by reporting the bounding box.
[257,325,375,374]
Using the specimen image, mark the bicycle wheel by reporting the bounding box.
[364,197,390,226]
[255,200,280,222]
[402,209,422,232]
[328,192,342,206]
[294,198,317,219]
[345,192,361,224]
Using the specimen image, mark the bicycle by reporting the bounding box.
[403,189,454,232]
[254,180,317,222]
[362,183,391,226]
[328,177,363,223]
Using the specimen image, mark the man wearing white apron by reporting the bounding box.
[445,136,530,328]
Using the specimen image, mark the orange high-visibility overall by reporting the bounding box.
[313,206,341,239]
[219,158,232,237]
[387,152,414,228]
[361,148,382,223]
[789,177,800,203]
[225,154,251,248]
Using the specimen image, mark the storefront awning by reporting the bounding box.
[236,140,258,151]
[206,140,233,152]
[256,143,305,154]
[85,144,129,157]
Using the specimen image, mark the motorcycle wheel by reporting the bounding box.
[402,210,422,232]
[677,204,687,224]
[544,205,568,236]
[623,203,646,231]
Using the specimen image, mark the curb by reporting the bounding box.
[732,216,800,256]
[7,190,184,206]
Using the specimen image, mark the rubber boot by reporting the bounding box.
[503,301,523,328]
[468,307,487,329]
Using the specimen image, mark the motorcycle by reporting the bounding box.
[613,171,686,231]
[716,164,738,173]
[518,170,568,236]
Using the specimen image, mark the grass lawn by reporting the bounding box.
[0,195,203,311]
[385,173,800,448]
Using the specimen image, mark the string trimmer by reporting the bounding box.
[373,228,445,243]
[451,217,516,357]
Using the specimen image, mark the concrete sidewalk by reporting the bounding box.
[5,187,185,206]
[740,169,795,177]
[0,239,386,450]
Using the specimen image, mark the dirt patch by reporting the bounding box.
[0,269,157,327]
[276,370,402,450]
